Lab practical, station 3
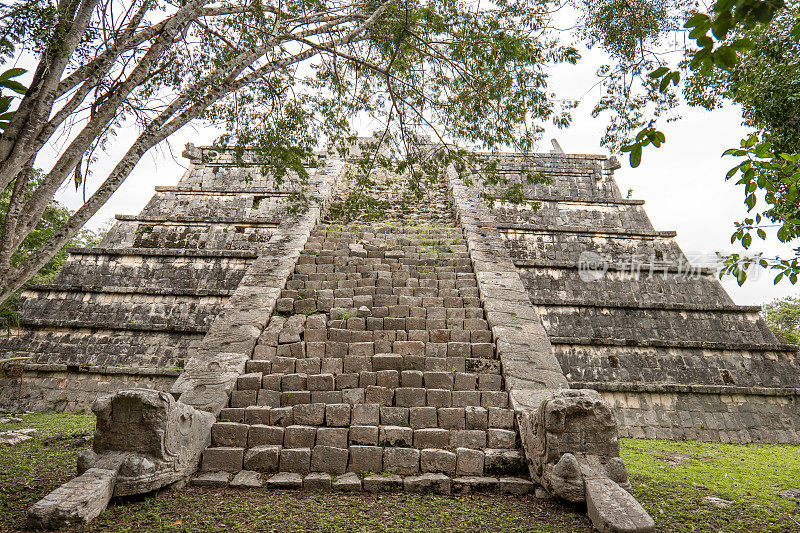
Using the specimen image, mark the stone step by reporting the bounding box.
[192,471,534,495]
[255,340,496,360]
[219,404,516,429]
[236,370,503,392]
[212,422,518,450]
[245,356,500,376]
[201,444,526,478]
[229,386,509,409]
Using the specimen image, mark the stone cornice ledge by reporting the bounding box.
[573,381,800,397]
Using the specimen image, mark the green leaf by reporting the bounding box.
[714,0,736,14]
[729,38,754,51]
[649,67,669,78]
[0,68,25,83]
[0,79,27,95]
[685,12,710,28]
[757,228,767,239]
[792,20,800,40]
[774,272,785,284]
[713,47,738,70]
[742,233,752,248]
[736,268,747,286]
[630,144,642,168]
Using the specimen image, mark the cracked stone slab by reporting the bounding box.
[28,468,116,529]
[585,477,655,533]
[191,471,231,488]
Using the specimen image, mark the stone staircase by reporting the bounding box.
[198,223,531,491]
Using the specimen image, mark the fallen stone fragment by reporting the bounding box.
[585,477,655,533]
[363,474,403,493]
[266,472,303,490]
[0,428,37,445]
[231,470,263,488]
[499,477,534,495]
[777,489,800,500]
[701,495,732,508]
[332,472,362,492]
[452,476,499,494]
[404,473,451,495]
[27,468,116,529]
[191,472,230,488]
[303,472,332,491]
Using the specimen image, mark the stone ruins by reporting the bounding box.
[3,138,798,531]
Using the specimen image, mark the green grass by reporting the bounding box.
[621,438,800,532]
[1,414,799,532]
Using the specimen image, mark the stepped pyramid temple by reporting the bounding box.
[3,139,798,531]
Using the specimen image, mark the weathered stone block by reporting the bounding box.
[332,472,362,492]
[269,407,294,427]
[348,445,383,474]
[488,408,514,429]
[438,407,466,429]
[413,428,450,449]
[365,386,394,405]
[420,449,456,475]
[456,447,484,476]
[326,403,351,427]
[230,470,264,488]
[483,449,525,477]
[311,445,349,475]
[487,429,517,449]
[383,447,420,475]
[308,373,335,391]
[376,370,400,388]
[243,406,271,425]
[243,445,280,473]
[352,403,380,426]
[404,473,451,495]
[249,425,284,447]
[452,476,498,494]
[316,427,349,449]
[349,425,379,446]
[219,408,245,423]
[380,407,409,426]
[280,447,311,475]
[257,389,281,407]
[410,407,438,429]
[499,477,534,495]
[363,474,403,492]
[303,472,332,491]
[401,370,424,388]
[293,403,326,426]
[28,468,116,529]
[379,426,413,447]
[395,387,426,408]
[453,391,481,407]
[284,425,317,448]
[212,422,248,447]
[450,429,487,449]
[202,447,243,472]
[465,406,488,429]
[266,472,302,490]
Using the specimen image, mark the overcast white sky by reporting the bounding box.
[35,18,798,307]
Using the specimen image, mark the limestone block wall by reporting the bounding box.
[475,151,800,444]
[0,366,178,413]
[598,385,800,443]
[0,147,338,412]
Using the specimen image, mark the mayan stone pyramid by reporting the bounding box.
[2,142,796,445]
[11,140,799,530]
